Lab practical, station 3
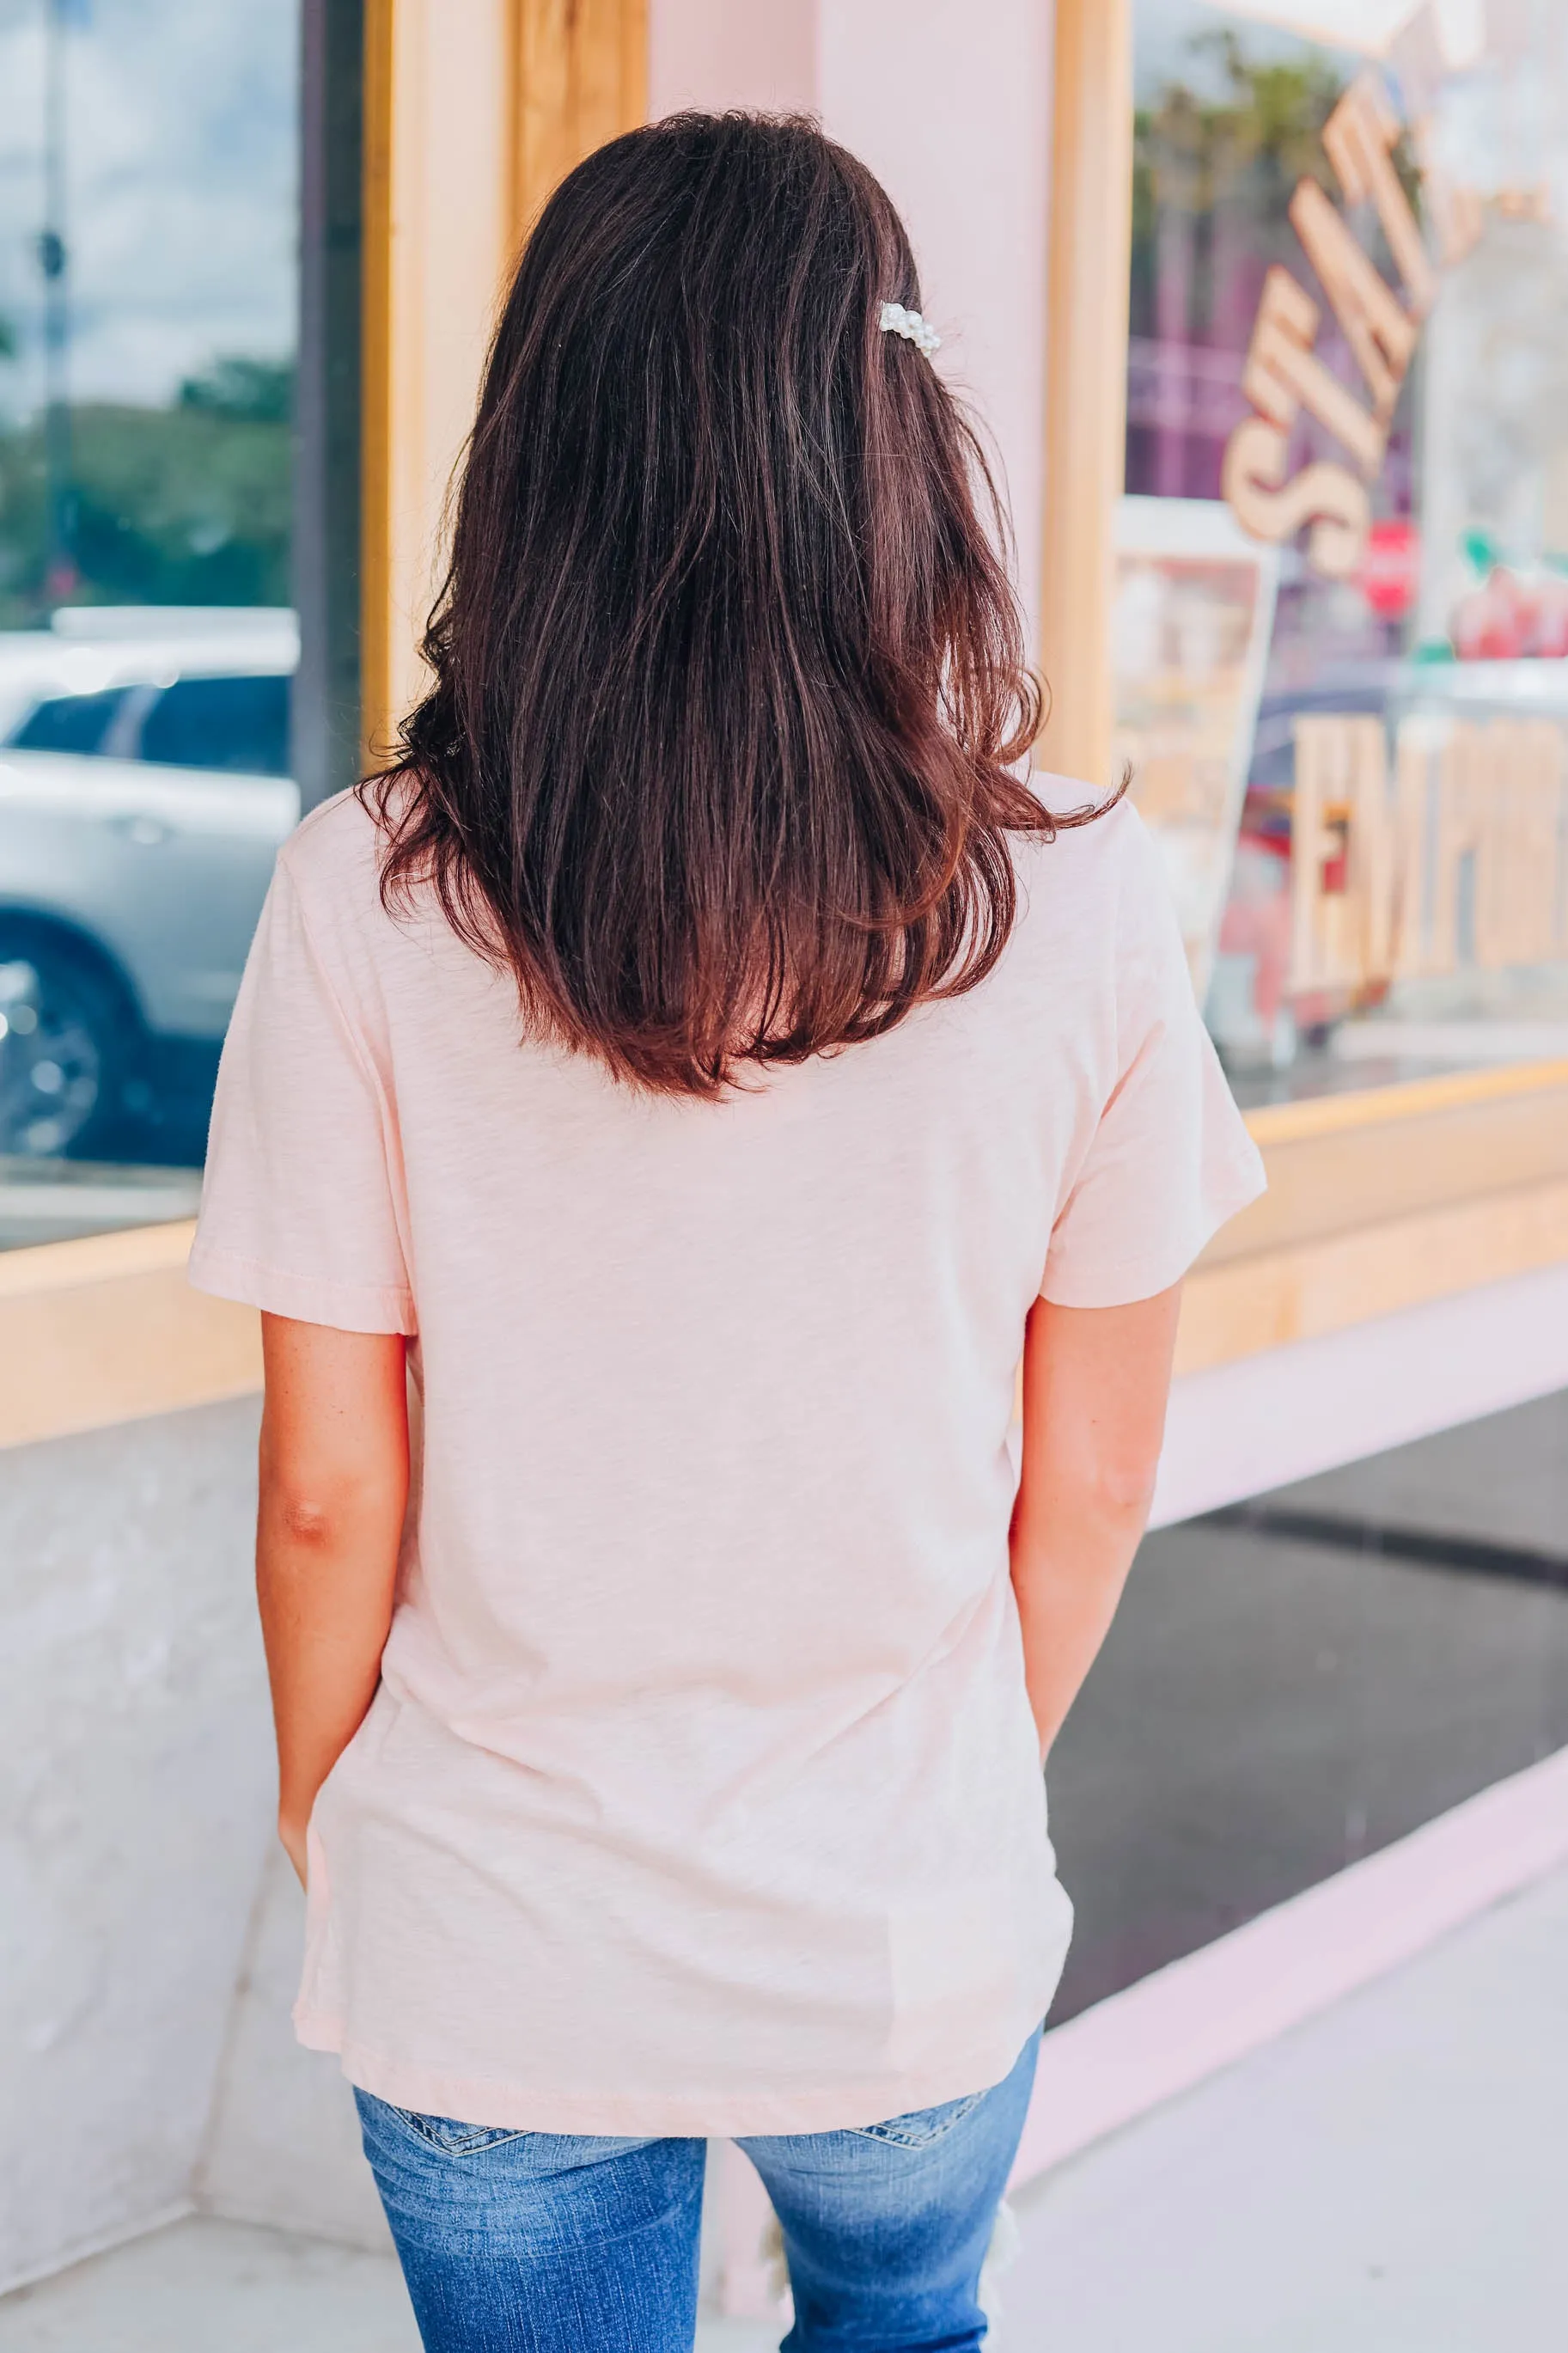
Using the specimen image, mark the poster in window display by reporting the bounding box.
[1132,0,1568,1082]
[1112,495,1278,1009]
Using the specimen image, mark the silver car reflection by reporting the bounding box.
[0,612,299,1158]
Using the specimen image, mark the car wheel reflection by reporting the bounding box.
[0,941,131,1159]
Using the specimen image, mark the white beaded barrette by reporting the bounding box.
[879,300,941,358]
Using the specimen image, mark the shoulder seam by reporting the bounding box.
[269,854,389,1109]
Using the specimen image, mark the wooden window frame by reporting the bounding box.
[359,0,646,760]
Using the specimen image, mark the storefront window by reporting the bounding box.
[0,0,301,1241]
[1124,0,1568,1101]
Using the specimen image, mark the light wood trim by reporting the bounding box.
[1176,1179,1568,1376]
[0,1223,260,1453]
[0,1218,192,1299]
[359,0,648,767]
[363,0,516,758]
[1242,1057,1568,1146]
[511,0,648,238]
[1215,1066,1568,1266]
[359,0,395,766]
[1038,0,1133,791]
[3,1052,1566,1447]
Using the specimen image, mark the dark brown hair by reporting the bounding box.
[365,111,1104,1097]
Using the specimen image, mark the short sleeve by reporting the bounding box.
[1041,812,1265,1309]
[188,856,416,1334]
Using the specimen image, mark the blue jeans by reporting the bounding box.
[355,2029,1040,2351]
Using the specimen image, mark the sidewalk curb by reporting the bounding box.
[1013,1741,1568,2184]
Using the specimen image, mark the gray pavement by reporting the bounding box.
[0,2221,418,2353]
[1004,1862,1568,2352]
[3,1861,1563,2350]
[0,2216,778,2353]
[6,1390,1563,2348]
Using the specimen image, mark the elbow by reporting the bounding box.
[1015,1450,1161,1561]
[1057,1452,1160,1534]
[259,1434,404,1558]
[260,1458,406,1555]
[1094,1458,1162,1520]
[261,1476,363,1553]
[276,1492,338,1549]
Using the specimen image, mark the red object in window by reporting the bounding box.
[1453,567,1530,659]
[1361,518,1419,618]
[1524,572,1568,657]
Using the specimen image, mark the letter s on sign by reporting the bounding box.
[1222,417,1370,579]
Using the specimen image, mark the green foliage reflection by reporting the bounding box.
[0,356,293,623]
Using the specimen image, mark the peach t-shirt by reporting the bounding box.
[191,785,1263,2136]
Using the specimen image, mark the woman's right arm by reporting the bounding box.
[1009,1286,1182,1761]
[258,1311,411,1884]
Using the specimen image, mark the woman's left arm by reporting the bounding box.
[257,1312,411,1885]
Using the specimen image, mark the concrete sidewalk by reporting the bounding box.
[3,1866,1563,2351]
[0,2219,778,2353]
[1003,1861,1568,2351]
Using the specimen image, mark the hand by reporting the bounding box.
[278,1813,309,1888]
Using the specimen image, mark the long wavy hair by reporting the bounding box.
[363,111,1108,1097]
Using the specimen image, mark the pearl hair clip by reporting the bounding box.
[879,301,941,358]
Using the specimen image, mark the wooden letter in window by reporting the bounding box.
[1223,415,1370,578]
[1324,74,1438,319]
[1290,718,1366,993]
[1390,719,1437,977]
[1240,265,1386,475]
[1288,178,1416,424]
[1346,714,1396,983]
[1428,724,1486,976]
[1474,721,1565,969]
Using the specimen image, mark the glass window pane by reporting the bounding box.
[7,682,130,753]
[0,0,305,1233]
[137,673,291,775]
[1124,2,1568,1103]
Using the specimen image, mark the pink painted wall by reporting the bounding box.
[817,0,1052,636]
[649,0,817,115]
[647,0,1054,641]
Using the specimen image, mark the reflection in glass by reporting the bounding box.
[0,0,299,1237]
[1127,2,1568,1100]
